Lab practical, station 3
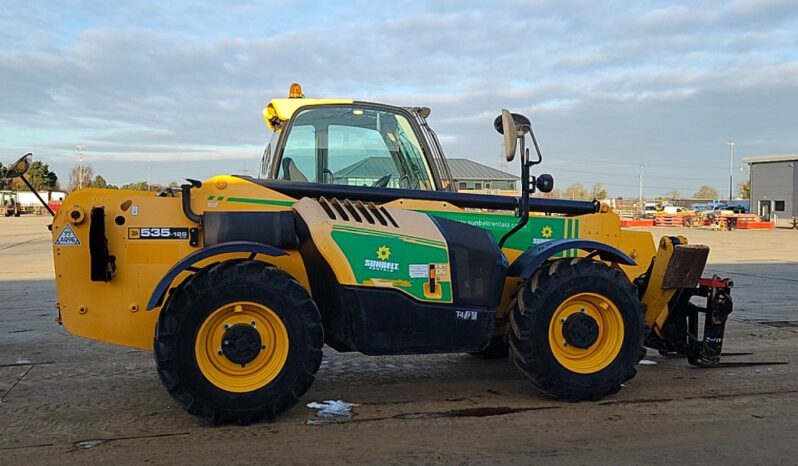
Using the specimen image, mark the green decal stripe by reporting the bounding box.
[224,197,295,207]
[332,224,446,248]
[420,210,568,252]
[569,219,575,256]
[335,225,446,248]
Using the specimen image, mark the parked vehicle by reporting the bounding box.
[1,191,21,217]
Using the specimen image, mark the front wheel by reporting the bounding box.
[155,260,323,424]
[509,258,644,401]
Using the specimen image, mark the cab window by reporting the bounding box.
[276,105,433,190]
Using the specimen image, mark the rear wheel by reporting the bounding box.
[155,260,323,424]
[509,258,644,401]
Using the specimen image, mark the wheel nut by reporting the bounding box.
[251,321,256,327]
[224,340,229,345]
[217,350,223,355]
[240,364,246,368]
[261,344,266,350]
[224,324,230,329]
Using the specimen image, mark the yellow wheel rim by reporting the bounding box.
[548,292,624,374]
[195,301,289,393]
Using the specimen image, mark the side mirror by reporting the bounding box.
[5,153,32,178]
[500,110,517,161]
[494,111,534,162]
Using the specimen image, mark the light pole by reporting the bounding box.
[727,141,735,201]
[76,144,86,189]
[639,165,644,215]
[790,163,795,217]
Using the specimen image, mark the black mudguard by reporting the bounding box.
[507,239,636,279]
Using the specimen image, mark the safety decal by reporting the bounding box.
[408,264,428,278]
[128,227,189,240]
[409,263,448,278]
[54,224,81,246]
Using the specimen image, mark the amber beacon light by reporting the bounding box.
[289,83,304,98]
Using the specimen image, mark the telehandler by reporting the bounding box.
[6,84,735,424]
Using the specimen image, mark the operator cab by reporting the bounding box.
[259,84,456,192]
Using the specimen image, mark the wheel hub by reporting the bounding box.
[221,324,263,365]
[562,313,600,349]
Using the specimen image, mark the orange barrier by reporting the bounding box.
[737,221,775,230]
[620,219,654,227]
[654,215,686,227]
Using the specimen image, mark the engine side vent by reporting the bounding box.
[330,198,349,221]
[317,197,399,228]
[380,206,399,228]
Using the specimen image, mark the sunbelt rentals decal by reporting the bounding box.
[364,245,399,272]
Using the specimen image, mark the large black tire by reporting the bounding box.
[509,258,644,401]
[154,260,323,424]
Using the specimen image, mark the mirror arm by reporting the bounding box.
[528,126,543,166]
[18,175,56,217]
[498,135,531,249]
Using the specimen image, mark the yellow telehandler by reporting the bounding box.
[6,84,734,424]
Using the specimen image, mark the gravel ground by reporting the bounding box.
[1,216,797,464]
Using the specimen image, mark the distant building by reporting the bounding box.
[333,157,519,193]
[743,153,797,222]
[446,159,518,192]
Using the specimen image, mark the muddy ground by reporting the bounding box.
[1,216,797,464]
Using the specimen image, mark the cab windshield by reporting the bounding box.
[269,105,434,190]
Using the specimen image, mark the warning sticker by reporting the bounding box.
[408,264,428,278]
[54,224,81,246]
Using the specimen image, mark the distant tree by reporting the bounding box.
[590,182,608,200]
[665,189,680,200]
[24,161,59,191]
[564,183,589,200]
[693,185,720,200]
[535,188,562,199]
[0,162,8,190]
[167,181,180,189]
[69,164,95,191]
[120,181,149,191]
[737,180,750,199]
[93,175,108,188]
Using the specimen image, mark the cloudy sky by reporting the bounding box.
[1,0,797,197]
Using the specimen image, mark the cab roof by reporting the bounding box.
[263,98,354,132]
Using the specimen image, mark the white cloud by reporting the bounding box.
[1,1,797,196]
